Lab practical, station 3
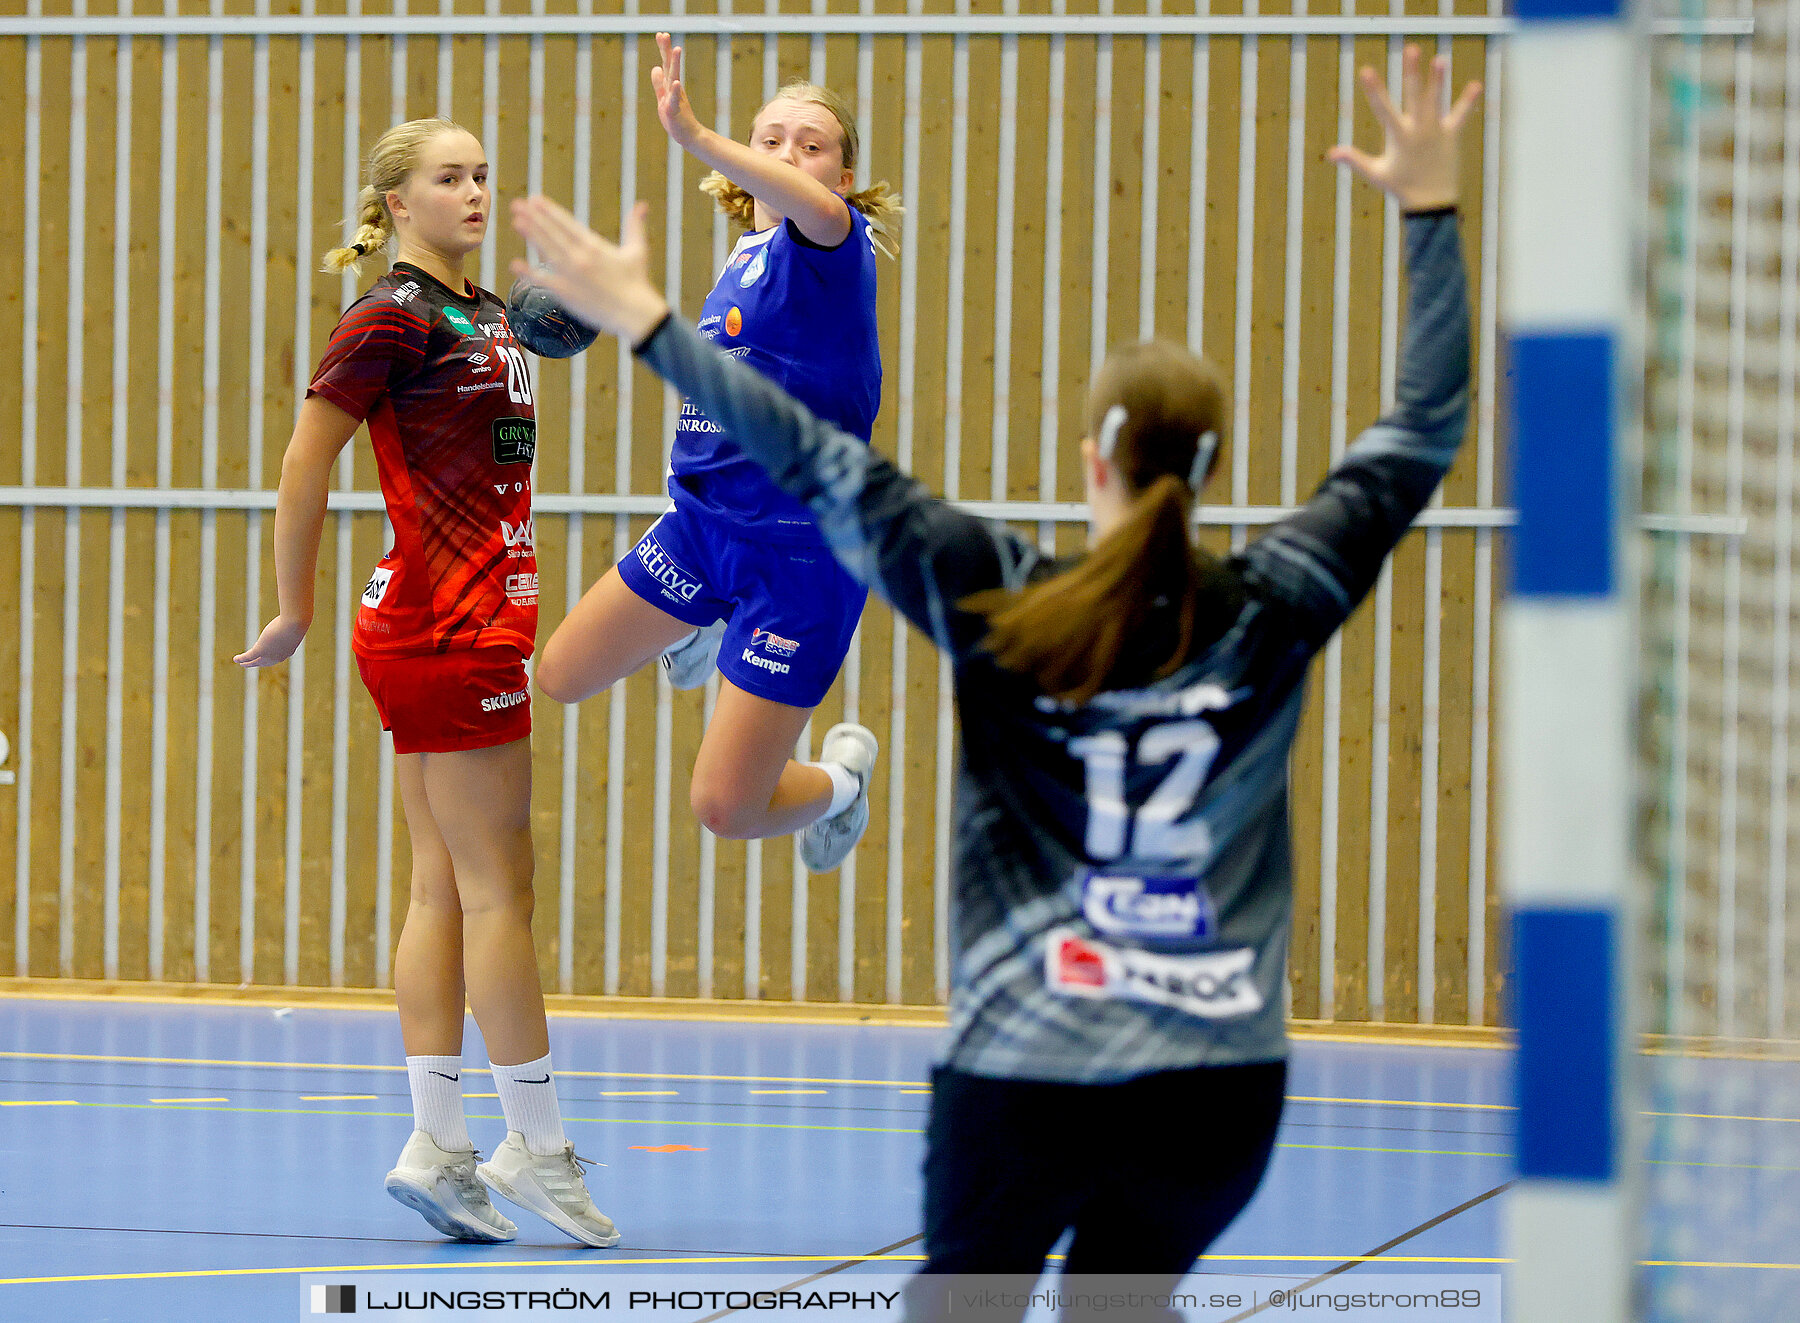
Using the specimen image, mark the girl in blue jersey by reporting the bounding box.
[536,36,902,873]
[518,45,1479,1310]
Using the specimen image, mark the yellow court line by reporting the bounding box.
[601,1091,679,1097]
[0,1099,79,1106]
[9,1049,1799,1126]
[14,1253,1799,1287]
[0,1253,1514,1287]
[1643,1260,1800,1270]
[0,1256,911,1286]
[1289,1095,1511,1112]
[1278,1143,1506,1160]
[300,1095,377,1102]
[463,1092,500,1099]
[749,1089,828,1095]
[148,1097,230,1104]
[23,1098,1523,1160]
[0,1050,920,1089]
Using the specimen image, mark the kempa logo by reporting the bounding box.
[481,689,529,714]
[311,1283,356,1313]
[741,648,790,676]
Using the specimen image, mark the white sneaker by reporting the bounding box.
[799,723,879,874]
[477,1130,621,1248]
[384,1130,518,1243]
[659,619,726,690]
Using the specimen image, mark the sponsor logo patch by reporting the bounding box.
[725,306,742,337]
[441,305,477,336]
[501,518,536,556]
[491,416,536,465]
[503,571,539,605]
[1081,873,1215,941]
[468,351,489,365]
[634,533,704,603]
[741,648,790,676]
[360,566,394,608]
[1044,928,1262,1020]
[480,688,529,714]
[750,627,799,658]
[738,248,768,288]
[392,281,421,306]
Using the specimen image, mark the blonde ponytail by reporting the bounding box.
[321,116,472,275]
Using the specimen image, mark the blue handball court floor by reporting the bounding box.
[0,993,1791,1321]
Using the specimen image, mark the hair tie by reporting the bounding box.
[1189,430,1219,489]
[1097,405,1128,462]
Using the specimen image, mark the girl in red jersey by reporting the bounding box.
[236,118,618,1248]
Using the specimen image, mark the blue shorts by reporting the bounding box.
[616,506,867,709]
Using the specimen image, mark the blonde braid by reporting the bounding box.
[321,116,470,275]
[697,173,904,259]
[323,184,393,274]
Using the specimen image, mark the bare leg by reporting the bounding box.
[535,565,698,704]
[393,751,466,1057]
[416,737,548,1067]
[688,678,835,839]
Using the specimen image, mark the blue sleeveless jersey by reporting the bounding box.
[669,206,882,543]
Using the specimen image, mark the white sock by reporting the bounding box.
[406,1055,471,1151]
[810,761,861,817]
[491,1052,568,1156]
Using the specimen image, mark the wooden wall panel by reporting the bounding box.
[0,3,1509,1025]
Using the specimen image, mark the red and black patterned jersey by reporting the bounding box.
[310,262,540,660]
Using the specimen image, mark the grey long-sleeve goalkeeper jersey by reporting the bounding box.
[635,210,1471,1083]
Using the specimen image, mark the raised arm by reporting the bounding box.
[650,33,852,248]
[1243,47,1481,640]
[511,197,1025,660]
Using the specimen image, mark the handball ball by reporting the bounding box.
[506,275,599,359]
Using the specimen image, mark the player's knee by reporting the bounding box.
[533,639,582,705]
[690,780,759,840]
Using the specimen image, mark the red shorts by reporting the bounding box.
[355,646,532,755]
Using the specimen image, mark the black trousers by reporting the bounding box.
[904,1059,1287,1322]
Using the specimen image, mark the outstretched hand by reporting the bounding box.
[1327,45,1481,211]
[511,196,671,347]
[650,32,706,151]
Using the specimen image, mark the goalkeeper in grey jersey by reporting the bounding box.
[515,43,1480,1311]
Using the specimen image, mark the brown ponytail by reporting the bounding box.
[961,341,1231,706]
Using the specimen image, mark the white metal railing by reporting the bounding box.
[1,2,1768,1026]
